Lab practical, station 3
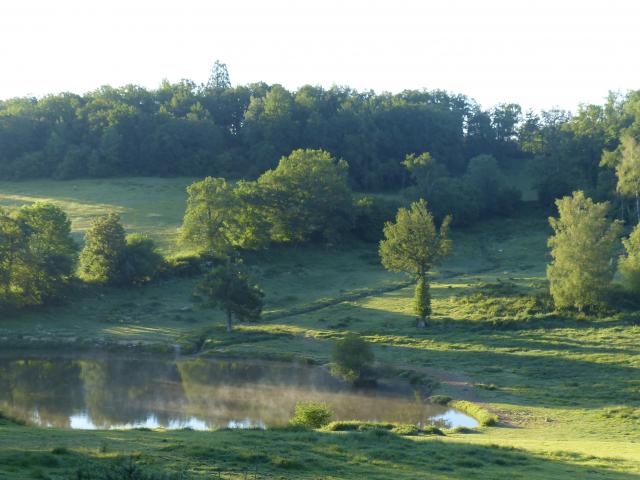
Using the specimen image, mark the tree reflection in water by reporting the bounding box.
[0,355,477,430]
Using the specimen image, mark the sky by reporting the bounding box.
[0,0,638,112]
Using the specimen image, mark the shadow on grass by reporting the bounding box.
[0,427,638,479]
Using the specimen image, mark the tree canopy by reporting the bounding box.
[547,191,622,310]
[379,199,452,327]
[0,203,77,308]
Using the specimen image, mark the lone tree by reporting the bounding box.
[79,213,126,284]
[547,191,622,310]
[206,60,231,90]
[619,224,640,294]
[198,261,264,332]
[379,199,452,328]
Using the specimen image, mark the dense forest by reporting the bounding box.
[1,63,639,215]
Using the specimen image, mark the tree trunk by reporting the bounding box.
[414,274,431,328]
[636,191,639,225]
[226,310,233,333]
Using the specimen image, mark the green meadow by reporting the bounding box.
[0,178,639,479]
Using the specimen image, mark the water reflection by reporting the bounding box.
[0,355,477,430]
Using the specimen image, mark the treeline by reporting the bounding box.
[2,63,639,217]
[0,62,524,189]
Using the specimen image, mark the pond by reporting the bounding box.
[0,353,478,430]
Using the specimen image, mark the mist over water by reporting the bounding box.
[0,354,477,430]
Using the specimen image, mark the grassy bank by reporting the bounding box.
[1,419,638,480]
[0,178,639,478]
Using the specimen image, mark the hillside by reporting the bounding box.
[0,178,638,478]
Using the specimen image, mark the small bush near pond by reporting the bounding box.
[330,333,375,384]
[390,424,420,436]
[290,401,333,429]
[427,395,452,405]
[449,426,479,434]
[420,425,445,436]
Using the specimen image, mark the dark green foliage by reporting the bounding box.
[79,213,127,284]
[290,401,333,429]
[403,152,521,226]
[180,150,353,249]
[198,261,264,332]
[0,203,77,308]
[258,149,353,243]
[122,234,165,284]
[330,333,375,383]
[352,196,401,242]
[421,177,481,226]
[79,214,167,286]
[0,81,493,191]
[464,154,521,216]
[428,395,452,405]
[2,75,638,222]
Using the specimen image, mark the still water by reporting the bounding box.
[0,354,477,430]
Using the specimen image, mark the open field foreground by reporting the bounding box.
[0,178,639,479]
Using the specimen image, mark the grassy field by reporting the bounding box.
[0,178,639,479]
[0,177,195,253]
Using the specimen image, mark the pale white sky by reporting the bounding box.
[0,0,638,112]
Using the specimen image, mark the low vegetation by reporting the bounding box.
[289,401,333,429]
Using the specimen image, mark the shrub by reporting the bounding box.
[352,196,400,242]
[78,213,127,284]
[449,426,478,434]
[322,421,395,432]
[547,191,622,310]
[290,401,333,429]
[51,446,70,455]
[420,425,445,436]
[427,395,452,405]
[390,424,420,436]
[122,234,165,284]
[322,421,443,436]
[330,333,374,383]
[162,254,203,277]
